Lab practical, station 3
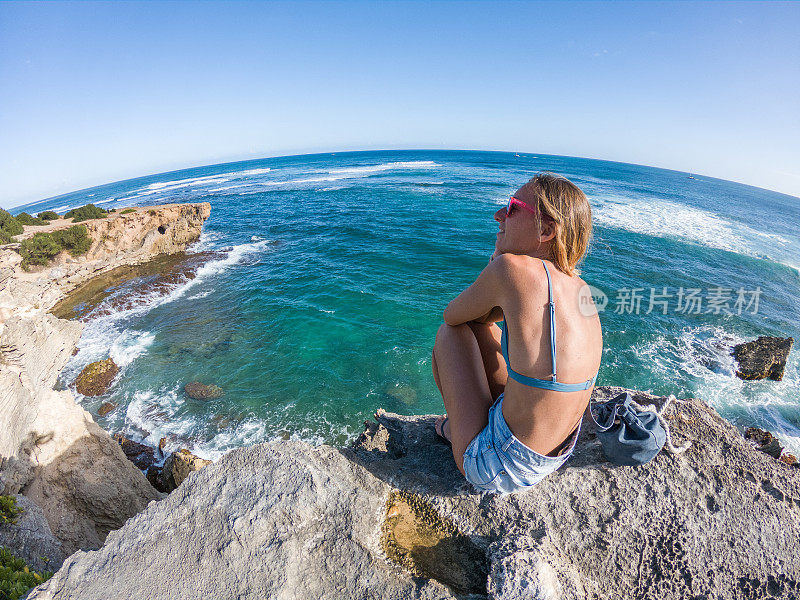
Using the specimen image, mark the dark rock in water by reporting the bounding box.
[146,466,169,494]
[97,401,117,417]
[149,449,212,493]
[744,427,784,459]
[73,358,119,396]
[113,434,157,471]
[732,336,794,381]
[184,381,223,400]
[779,453,798,467]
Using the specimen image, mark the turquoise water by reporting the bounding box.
[13,150,800,458]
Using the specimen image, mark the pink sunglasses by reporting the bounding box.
[506,196,539,217]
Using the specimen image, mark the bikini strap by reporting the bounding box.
[541,260,557,382]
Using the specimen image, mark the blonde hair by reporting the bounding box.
[518,172,593,277]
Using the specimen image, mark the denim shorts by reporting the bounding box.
[462,393,580,494]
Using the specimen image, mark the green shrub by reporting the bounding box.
[37,211,60,221]
[14,213,48,226]
[0,547,53,600]
[120,208,137,214]
[108,208,116,212]
[0,496,21,526]
[0,209,23,242]
[51,225,91,257]
[19,233,62,271]
[63,204,107,223]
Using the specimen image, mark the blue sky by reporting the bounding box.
[1,1,799,208]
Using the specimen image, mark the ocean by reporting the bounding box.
[11,150,800,459]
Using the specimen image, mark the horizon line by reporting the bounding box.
[7,146,799,212]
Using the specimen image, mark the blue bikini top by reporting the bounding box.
[499,259,598,392]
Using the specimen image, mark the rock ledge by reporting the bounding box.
[26,386,800,600]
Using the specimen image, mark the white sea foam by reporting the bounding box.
[121,166,273,200]
[206,184,255,193]
[326,160,437,176]
[629,325,800,454]
[144,175,230,191]
[185,290,212,300]
[239,167,272,176]
[63,236,273,401]
[109,330,156,368]
[124,385,196,448]
[186,230,224,253]
[261,161,440,189]
[593,195,799,271]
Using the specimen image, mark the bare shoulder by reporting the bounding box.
[496,253,546,284]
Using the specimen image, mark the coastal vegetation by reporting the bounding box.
[0,547,53,600]
[14,212,50,226]
[64,203,107,222]
[37,211,60,221]
[19,225,91,271]
[0,497,21,526]
[0,210,23,244]
[120,208,137,214]
[1,497,52,600]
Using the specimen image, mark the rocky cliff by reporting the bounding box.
[26,387,800,600]
[0,203,210,556]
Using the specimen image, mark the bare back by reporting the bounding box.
[498,255,603,457]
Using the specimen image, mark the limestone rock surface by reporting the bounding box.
[0,203,209,555]
[0,494,65,573]
[26,387,800,600]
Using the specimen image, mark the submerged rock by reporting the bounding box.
[26,387,800,599]
[732,336,794,381]
[97,401,117,416]
[184,381,223,400]
[73,358,119,396]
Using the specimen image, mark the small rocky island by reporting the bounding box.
[1,203,798,599]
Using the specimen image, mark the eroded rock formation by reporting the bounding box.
[0,203,210,555]
[27,387,800,599]
[732,336,794,381]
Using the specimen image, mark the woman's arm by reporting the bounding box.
[443,254,511,326]
[472,305,504,324]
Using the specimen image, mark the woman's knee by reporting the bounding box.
[434,322,470,348]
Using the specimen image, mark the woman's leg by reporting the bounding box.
[466,321,507,402]
[431,323,495,476]
[432,321,506,404]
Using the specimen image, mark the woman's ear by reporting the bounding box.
[539,218,557,244]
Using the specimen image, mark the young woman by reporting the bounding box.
[432,173,603,494]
